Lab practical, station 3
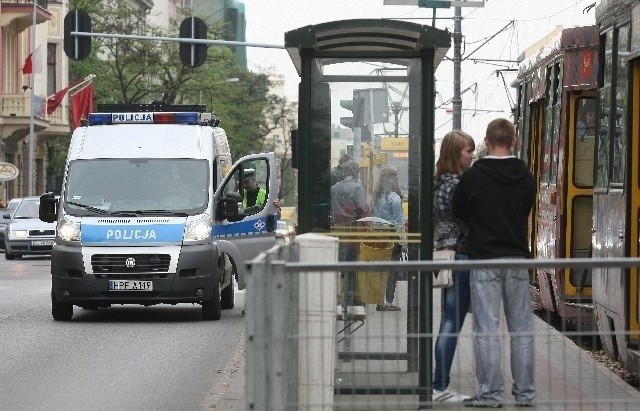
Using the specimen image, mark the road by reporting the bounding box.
[0,255,245,410]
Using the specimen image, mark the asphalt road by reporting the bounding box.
[0,254,245,410]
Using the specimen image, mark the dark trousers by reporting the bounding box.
[339,242,359,306]
[386,246,404,303]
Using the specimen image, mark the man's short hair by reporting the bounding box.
[342,160,360,177]
[339,154,353,165]
[485,118,515,148]
[243,168,256,181]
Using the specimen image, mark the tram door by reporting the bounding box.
[565,95,596,298]
[528,102,544,263]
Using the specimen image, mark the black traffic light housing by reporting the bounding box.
[179,17,208,68]
[339,96,364,130]
[64,10,92,60]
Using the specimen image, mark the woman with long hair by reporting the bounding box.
[371,167,406,311]
[432,130,475,402]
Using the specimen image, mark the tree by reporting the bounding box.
[261,95,298,205]
[61,0,276,162]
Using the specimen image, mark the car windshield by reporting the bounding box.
[13,199,39,219]
[64,158,210,216]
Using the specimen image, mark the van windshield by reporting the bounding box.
[64,158,209,216]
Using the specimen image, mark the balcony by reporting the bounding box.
[0,93,70,143]
[0,1,51,33]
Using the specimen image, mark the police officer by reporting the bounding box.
[242,168,266,208]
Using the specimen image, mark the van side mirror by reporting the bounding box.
[39,192,59,223]
[215,191,244,222]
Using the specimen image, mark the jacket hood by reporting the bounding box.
[472,157,529,185]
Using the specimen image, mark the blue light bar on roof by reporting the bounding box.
[88,112,199,126]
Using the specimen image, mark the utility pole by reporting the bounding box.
[452,6,462,130]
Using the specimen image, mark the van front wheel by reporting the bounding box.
[202,283,221,321]
[51,290,73,321]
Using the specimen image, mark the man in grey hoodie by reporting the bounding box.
[452,118,536,408]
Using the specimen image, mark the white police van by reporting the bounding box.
[40,104,280,321]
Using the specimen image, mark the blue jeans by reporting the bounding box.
[432,253,471,391]
[470,262,535,402]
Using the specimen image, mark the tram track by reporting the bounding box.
[533,307,640,391]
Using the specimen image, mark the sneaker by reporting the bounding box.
[515,400,533,407]
[433,388,471,403]
[463,396,503,408]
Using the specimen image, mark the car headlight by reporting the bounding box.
[184,214,212,242]
[57,218,81,242]
[8,230,28,239]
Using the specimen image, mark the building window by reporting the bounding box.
[47,43,57,96]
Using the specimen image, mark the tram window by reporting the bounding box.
[610,24,630,187]
[574,98,596,187]
[550,62,562,186]
[569,196,593,288]
[595,31,613,190]
[541,65,555,186]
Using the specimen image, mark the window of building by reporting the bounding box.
[47,43,57,97]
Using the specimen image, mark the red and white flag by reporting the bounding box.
[70,82,94,130]
[21,46,42,75]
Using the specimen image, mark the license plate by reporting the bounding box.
[31,240,54,246]
[108,280,153,291]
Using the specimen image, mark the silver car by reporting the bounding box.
[1,197,22,250]
[5,197,56,260]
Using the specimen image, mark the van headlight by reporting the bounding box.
[57,218,81,242]
[184,214,212,242]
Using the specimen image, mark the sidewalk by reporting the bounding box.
[215,283,640,410]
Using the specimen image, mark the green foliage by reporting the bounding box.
[46,136,71,176]
[68,0,275,161]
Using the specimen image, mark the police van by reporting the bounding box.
[40,104,280,321]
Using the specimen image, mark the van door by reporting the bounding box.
[212,152,279,289]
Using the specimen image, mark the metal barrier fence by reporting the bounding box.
[245,234,640,410]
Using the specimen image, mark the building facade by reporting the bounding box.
[1,0,70,204]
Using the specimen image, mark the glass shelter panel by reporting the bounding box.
[308,57,423,386]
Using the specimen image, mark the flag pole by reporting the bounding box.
[67,74,96,95]
[27,0,37,197]
[46,74,96,100]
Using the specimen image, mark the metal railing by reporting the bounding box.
[246,233,640,410]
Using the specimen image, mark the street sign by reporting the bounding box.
[0,162,19,181]
[374,153,388,165]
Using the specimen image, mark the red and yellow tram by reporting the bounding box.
[514,25,599,328]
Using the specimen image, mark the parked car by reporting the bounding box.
[5,196,56,260]
[1,197,22,251]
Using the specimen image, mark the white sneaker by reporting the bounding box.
[433,388,471,403]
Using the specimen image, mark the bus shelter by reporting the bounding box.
[285,19,450,400]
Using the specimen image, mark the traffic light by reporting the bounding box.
[64,10,92,60]
[179,17,208,68]
[339,96,364,129]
